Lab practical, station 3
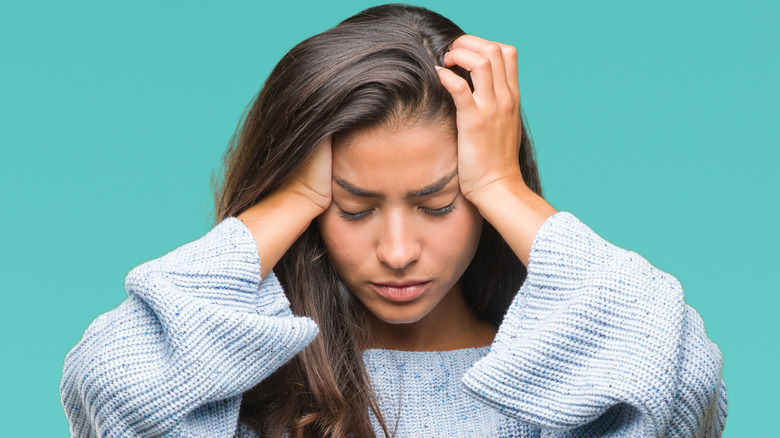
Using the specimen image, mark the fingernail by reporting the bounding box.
[434,65,443,71]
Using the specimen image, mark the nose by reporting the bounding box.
[376,210,421,270]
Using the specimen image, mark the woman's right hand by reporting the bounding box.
[238,136,332,279]
[284,135,333,213]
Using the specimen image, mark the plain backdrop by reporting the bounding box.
[1,0,777,435]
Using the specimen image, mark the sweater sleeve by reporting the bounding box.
[60,217,319,438]
[461,211,728,437]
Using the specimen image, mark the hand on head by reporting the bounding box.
[436,35,526,206]
[286,135,333,214]
[284,34,525,217]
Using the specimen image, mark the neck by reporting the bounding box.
[365,283,497,352]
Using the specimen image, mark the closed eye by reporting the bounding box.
[336,201,456,221]
[337,207,374,221]
[420,202,456,216]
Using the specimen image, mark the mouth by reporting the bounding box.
[370,280,431,303]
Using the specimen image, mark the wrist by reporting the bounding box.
[237,189,328,279]
[239,188,325,226]
[281,182,330,215]
[467,177,557,267]
[465,172,528,211]
[282,186,330,218]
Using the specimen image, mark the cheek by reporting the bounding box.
[317,212,366,273]
[457,204,483,259]
[427,203,483,268]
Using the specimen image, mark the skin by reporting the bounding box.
[237,34,558,351]
[317,121,494,351]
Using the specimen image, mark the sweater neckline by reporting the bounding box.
[362,345,491,355]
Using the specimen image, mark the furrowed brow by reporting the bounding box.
[407,170,458,198]
[334,178,385,199]
[333,170,458,199]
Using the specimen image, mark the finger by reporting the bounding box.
[442,47,495,98]
[497,42,520,102]
[435,66,477,114]
[450,35,510,96]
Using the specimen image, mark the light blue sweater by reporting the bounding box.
[60,211,728,437]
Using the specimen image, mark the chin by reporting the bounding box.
[369,303,432,325]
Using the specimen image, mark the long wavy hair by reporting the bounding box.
[212,4,545,437]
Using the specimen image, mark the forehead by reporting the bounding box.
[332,121,458,193]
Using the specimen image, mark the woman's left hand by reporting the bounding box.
[437,35,557,267]
[436,35,526,207]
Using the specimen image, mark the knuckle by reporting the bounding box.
[453,80,472,95]
[502,44,518,58]
[475,57,491,71]
[498,96,515,111]
[487,42,503,55]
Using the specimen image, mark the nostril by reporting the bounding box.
[376,242,421,270]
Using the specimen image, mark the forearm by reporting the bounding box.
[462,212,726,435]
[469,177,557,267]
[237,190,324,279]
[61,218,319,437]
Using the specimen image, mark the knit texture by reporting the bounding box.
[60,212,727,437]
[362,347,537,437]
[461,212,727,437]
[60,218,319,437]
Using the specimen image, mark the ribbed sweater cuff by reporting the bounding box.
[62,217,318,437]
[125,217,293,317]
[461,211,685,432]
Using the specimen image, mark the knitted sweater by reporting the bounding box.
[60,211,728,437]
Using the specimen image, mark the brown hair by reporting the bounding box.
[212,4,545,437]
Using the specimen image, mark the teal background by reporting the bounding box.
[1,0,777,435]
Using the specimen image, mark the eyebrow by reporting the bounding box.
[334,170,458,199]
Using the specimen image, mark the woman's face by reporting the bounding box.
[317,118,483,327]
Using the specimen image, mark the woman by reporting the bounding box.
[60,4,727,437]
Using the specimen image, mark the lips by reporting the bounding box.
[370,280,430,302]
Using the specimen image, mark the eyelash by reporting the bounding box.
[337,209,373,221]
[420,203,456,216]
[337,202,456,221]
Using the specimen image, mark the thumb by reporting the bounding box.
[436,66,477,114]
